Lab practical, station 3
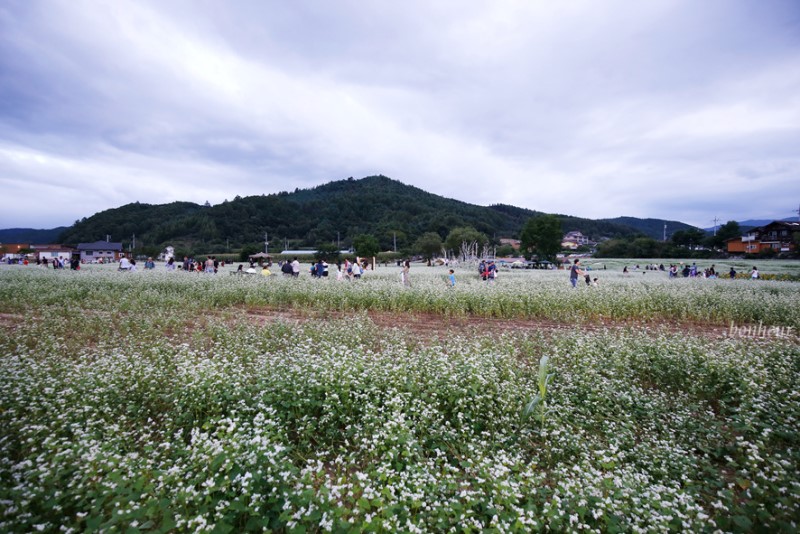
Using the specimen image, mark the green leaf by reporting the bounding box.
[732,515,752,530]
[523,395,542,418]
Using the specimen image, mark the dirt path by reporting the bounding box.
[240,307,795,342]
[1,308,796,344]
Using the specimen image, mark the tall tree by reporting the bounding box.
[520,215,562,261]
[414,232,443,264]
[444,226,488,259]
[708,220,741,250]
[671,228,706,250]
[352,234,379,258]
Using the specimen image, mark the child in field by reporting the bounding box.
[448,269,455,287]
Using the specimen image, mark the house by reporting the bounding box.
[727,221,799,254]
[561,231,590,250]
[725,237,748,254]
[77,241,124,262]
[31,244,75,263]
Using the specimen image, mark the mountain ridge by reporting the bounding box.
[4,175,700,252]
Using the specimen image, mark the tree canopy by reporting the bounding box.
[520,215,562,261]
[54,175,675,255]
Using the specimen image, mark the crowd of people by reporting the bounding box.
[9,252,766,286]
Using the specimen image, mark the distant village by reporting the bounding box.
[1,220,797,264]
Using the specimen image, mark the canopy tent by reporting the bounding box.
[248,252,271,259]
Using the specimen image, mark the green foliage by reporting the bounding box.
[602,216,700,240]
[708,220,742,250]
[520,215,562,261]
[1,269,798,532]
[56,176,646,254]
[444,226,488,256]
[413,232,443,260]
[595,237,726,259]
[314,242,340,262]
[523,355,554,429]
[352,234,380,258]
[496,244,516,257]
[671,228,708,250]
[239,244,262,262]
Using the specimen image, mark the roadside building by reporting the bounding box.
[76,241,124,263]
[727,221,799,254]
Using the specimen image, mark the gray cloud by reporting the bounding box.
[1,0,799,229]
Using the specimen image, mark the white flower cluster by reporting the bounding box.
[0,265,798,532]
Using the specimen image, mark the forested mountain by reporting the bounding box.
[55,175,678,256]
[0,227,68,244]
[601,217,698,240]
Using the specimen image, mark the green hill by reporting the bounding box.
[56,175,668,255]
[0,227,69,244]
[601,217,699,241]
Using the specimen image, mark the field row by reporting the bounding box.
[1,266,799,328]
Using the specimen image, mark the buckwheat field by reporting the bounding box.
[1,264,798,533]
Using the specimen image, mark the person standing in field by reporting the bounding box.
[487,260,497,284]
[729,267,737,279]
[291,257,300,278]
[570,259,584,288]
[448,269,455,287]
[402,260,411,287]
[351,260,363,279]
[751,266,759,279]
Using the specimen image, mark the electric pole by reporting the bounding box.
[264,232,269,254]
[712,217,720,236]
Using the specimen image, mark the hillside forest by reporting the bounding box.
[56,175,703,259]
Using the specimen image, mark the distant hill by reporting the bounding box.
[4,175,698,256]
[702,217,798,233]
[0,227,69,244]
[601,217,699,240]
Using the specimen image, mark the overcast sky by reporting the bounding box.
[1,0,799,230]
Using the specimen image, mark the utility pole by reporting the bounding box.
[796,203,800,222]
[132,234,136,251]
[393,232,397,252]
[264,232,269,254]
[337,231,340,250]
[712,217,720,236]
[663,223,667,242]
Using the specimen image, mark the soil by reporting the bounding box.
[1,308,797,345]
[239,306,799,343]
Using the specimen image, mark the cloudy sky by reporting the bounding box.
[1,0,799,230]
